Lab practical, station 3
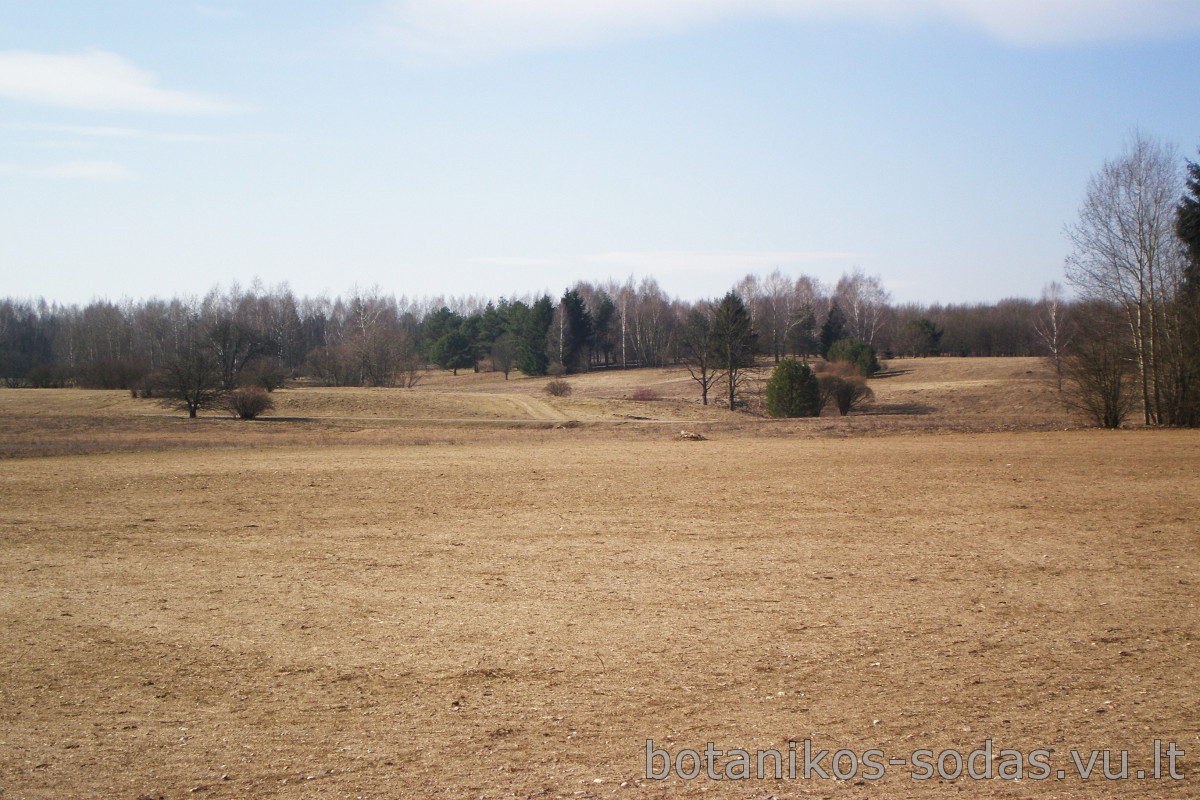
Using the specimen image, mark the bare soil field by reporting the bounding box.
[1,358,1197,799]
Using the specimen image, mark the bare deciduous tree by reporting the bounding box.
[1060,302,1137,428]
[834,268,890,346]
[760,270,794,363]
[1033,282,1071,392]
[1065,132,1187,424]
[161,310,225,418]
[677,303,721,405]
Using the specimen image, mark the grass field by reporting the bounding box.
[1,358,1197,799]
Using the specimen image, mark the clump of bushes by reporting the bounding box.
[826,338,881,377]
[131,371,164,398]
[628,386,661,402]
[25,364,71,388]
[75,358,147,390]
[243,357,289,392]
[221,386,275,419]
[819,367,875,416]
[544,379,572,397]
[764,359,823,417]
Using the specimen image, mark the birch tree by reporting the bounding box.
[1033,282,1071,392]
[1065,132,1186,424]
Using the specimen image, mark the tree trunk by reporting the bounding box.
[727,356,736,410]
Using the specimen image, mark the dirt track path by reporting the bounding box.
[498,393,569,420]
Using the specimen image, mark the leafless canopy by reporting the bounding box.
[1065,132,1188,424]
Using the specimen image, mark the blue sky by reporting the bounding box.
[2,1,1200,306]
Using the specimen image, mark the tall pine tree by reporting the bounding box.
[709,291,757,410]
[515,295,554,377]
[1175,154,1200,426]
[558,289,594,373]
[818,303,846,359]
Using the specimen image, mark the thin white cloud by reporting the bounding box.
[1,122,216,143]
[0,50,238,115]
[41,160,136,180]
[0,159,136,181]
[374,0,1200,57]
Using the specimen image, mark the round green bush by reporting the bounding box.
[764,359,823,418]
[826,338,881,377]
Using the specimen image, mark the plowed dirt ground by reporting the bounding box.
[1,359,1196,799]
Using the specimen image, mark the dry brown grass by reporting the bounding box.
[1,358,1196,799]
[0,357,1074,460]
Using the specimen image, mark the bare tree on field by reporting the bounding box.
[677,303,721,405]
[1033,281,1071,392]
[161,312,225,418]
[1065,132,1187,425]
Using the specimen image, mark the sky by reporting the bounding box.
[2,1,1200,307]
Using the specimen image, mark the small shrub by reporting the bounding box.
[132,371,164,399]
[826,338,881,377]
[628,386,661,402]
[764,359,822,417]
[243,358,289,392]
[819,374,874,416]
[221,386,275,419]
[544,379,572,397]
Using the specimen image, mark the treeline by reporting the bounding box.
[0,271,1052,392]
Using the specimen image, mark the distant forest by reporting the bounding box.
[0,269,1055,390]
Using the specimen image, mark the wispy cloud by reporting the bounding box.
[373,0,1200,57]
[0,159,136,181]
[1,122,216,143]
[0,50,239,115]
